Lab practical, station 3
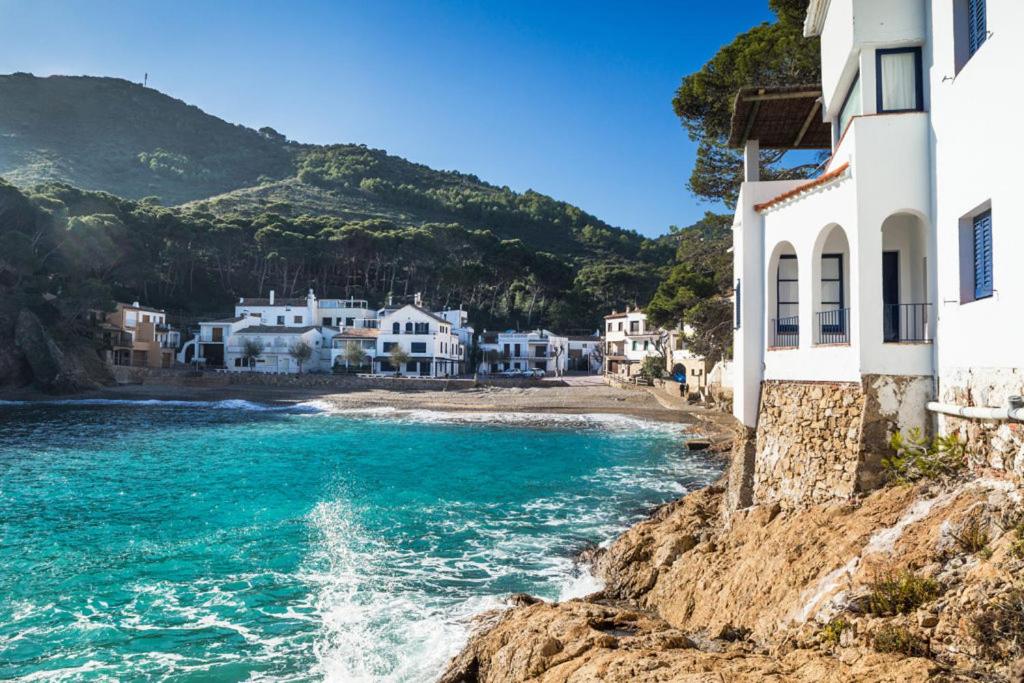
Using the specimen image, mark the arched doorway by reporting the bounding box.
[767,241,799,348]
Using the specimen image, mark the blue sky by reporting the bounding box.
[0,0,776,237]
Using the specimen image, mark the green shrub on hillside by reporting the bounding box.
[884,429,965,484]
[864,571,941,616]
[872,625,928,657]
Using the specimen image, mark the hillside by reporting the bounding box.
[0,73,295,204]
[0,73,654,258]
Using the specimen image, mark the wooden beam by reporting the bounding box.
[792,100,823,148]
[740,90,822,103]
[741,100,761,145]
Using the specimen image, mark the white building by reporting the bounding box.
[375,304,465,376]
[566,335,603,373]
[603,308,665,377]
[476,329,570,375]
[227,326,325,373]
[730,1,1023,475]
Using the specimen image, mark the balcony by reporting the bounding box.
[770,317,799,350]
[883,303,932,343]
[815,308,850,345]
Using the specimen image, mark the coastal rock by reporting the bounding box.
[444,468,1024,682]
[13,309,104,393]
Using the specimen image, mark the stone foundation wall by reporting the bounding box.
[752,375,933,507]
[938,367,1024,478]
[754,381,865,507]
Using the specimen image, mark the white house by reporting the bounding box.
[476,329,570,375]
[729,0,1024,501]
[603,308,666,377]
[227,326,325,373]
[330,327,379,371]
[566,335,603,373]
[375,304,465,376]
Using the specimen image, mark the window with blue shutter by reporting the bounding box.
[973,210,993,299]
[968,0,987,57]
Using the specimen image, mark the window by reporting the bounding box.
[632,341,638,351]
[734,279,741,329]
[294,316,302,324]
[411,342,426,353]
[629,320,640,333]
[277,315,285,325]
[643,341,649,351]
[322,317,332,326]
[406,362,418,373]
[405,322,413,333]
[820,255,845,312]
[968,0,987,57]
[382,341,397,352]
[392,322,400,334]
[973,210,993,299]
[345,317,355,326]
[876,48,923,112]
[514,344,521,357]
[777,255,799,329]
[414,322,429,334]
[379,360,394,372]
[617,322,623,331]
[838,73,861,137]
[607,322,613,332]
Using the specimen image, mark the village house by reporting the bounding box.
[376,304,465,376]
[603,308,666,377]
[729,0,1024,506]
[566,334,603,373]
[476,329,570,375]
[100,301,180,368]
[183,290,473,375]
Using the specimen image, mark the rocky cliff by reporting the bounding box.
[2,310,111,393]
[442,444,1024,681]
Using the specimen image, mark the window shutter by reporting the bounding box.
[968,0,987,56]
[973,210,993,299]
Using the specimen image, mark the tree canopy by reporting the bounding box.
[672,0,823,206]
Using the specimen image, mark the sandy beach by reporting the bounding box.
[5,376,736,444]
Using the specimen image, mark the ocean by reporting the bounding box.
[0,399,721,681]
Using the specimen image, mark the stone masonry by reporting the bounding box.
[939,367,1024,479]
[753,381,865,507]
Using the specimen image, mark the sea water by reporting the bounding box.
[0,400,721,681]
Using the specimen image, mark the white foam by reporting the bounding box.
[0,397,326,413]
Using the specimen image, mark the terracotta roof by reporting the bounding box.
[235,325,318,335]
[118,302,166,314]
[754,162,851,212]
[728,85,831,150]
[204,316,244,324]
[604,309,641,319]
[337,327,380,338]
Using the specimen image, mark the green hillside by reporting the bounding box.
[0,73,677,344]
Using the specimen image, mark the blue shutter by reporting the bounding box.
[973,210,993,299]
[968,0,987,56]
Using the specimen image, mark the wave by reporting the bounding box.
[0,397,326,413]
[320,406,692,435]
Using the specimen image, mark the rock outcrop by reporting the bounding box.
[12,309,108,393]
[442,462,1024,681]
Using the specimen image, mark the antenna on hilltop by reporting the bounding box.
[143,72,148,87]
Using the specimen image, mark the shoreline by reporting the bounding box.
[1,380,737,441]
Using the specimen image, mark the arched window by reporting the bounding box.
[392,322,400,334]
[405,321,413,333]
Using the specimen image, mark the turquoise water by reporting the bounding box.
[0,399,721,682]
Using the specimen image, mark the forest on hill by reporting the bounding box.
[0,73,678,339]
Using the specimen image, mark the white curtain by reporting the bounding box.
[880,52,917,111]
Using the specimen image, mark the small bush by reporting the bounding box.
[1010,538,1024,560]
[820,617,850,648]
[950,513,991,556]
[873,625,929,657]
[971,588,1024,660]
[884,429,965,484]
[865,571,942,616]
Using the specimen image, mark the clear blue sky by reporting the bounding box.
[0,0,775,237]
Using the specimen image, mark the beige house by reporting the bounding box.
[101,302,179,368]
